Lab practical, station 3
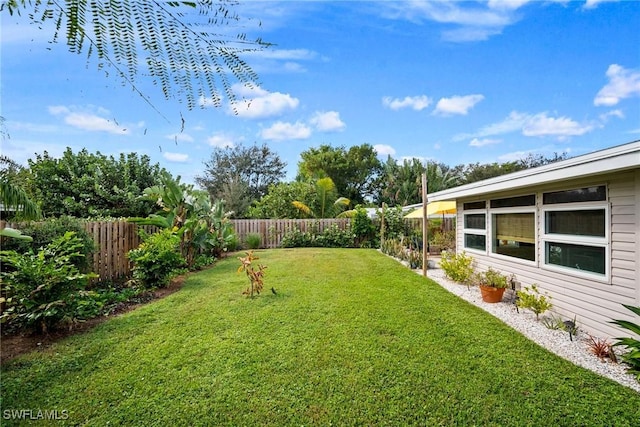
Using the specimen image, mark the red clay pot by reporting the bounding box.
[479,285,506,303]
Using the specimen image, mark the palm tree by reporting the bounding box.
[292,177,350,218]
[0,155,41,220]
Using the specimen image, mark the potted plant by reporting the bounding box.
[475,267,510,303]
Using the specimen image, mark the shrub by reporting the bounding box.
[516,284,552,320]
[0,231,98,333]
[475,267,510,289]
[351,205,377,247]
[127,229,186,288]
[1,216,95,272]
[315,224,354,248]
[245,233,262,249]
[439,250,475,284]
[610,304,640,379]
[280,227,314,248]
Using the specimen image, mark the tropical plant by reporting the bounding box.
[130,172,235,267]
[0,232,98,333]
[516,284,553,320]
[292,177,350,218]
[237,251,266,297]
[439,251,475,284]
[610,305,640,379]
[3,1,267,111]
[0,155,41,221]
[586,335,617,363]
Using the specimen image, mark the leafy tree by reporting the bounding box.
[2,1,267,111]
[248,181,317,219]
[196,143,286,217]
[297,144,382,204]
[25,148,166,218]
[454,152,568,185]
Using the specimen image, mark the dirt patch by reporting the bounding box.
[0,274,187,365]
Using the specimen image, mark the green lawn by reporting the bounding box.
[2,248,639,426]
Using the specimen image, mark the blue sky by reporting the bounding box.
[1,0,639,185]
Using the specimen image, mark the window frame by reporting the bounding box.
[462,207,487,254]
[488,206,537,265]
[540,201,610,282]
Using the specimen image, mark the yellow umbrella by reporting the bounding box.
[404,201,456,218]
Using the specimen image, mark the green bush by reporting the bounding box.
[439,250,475,284]
[1,216,95,272]
[127,229,187,288]
[315,224,354,248]
[517,284,552,320]
[280,227,315,248]
[245,233,262,249]
[351,206,377,247]
[0,231,98,333]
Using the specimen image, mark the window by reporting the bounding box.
[463,204,486,252]
[542,186,608,279]
[488,195,536,262]
[491,212,536,261]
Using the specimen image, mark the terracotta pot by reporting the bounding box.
[479,285,506,303]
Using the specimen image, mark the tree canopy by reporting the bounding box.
[196,143,286,218]
[25,148,167,218]
[2,0,268,111]
[297,144,382,204]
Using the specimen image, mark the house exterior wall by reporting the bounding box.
[454,169,639,339]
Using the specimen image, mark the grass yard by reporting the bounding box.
[2,248,639,426]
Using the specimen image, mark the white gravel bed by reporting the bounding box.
[422,266,640,393]
[387,253,640,393]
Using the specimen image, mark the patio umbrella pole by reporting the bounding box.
[422,173,428,277]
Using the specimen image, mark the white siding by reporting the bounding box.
[455,170,639,339]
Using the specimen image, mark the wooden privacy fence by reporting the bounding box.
[231,218,351,249]
[1,217,454,282]
[1,220,154,284]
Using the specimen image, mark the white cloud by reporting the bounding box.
[433,94,484,116]
[260,121,312,141]
[374,144,396,156]
[228,84,299,119]
[381,1,527,42]
[165,133,194,143]
[599,109,624,123]
[48,105,130,134]
[594,64,640,106]
[246,48,318,61]
[469,138,501,147]
[382,95,432,111]
[207,133,236,148]
[584,0,619,9]
[163,152,189,163]
[456,110,594,141]
[522,113,594,137]
[309,111,346,132]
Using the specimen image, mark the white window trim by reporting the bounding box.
[540,202,610,283]
[462,210,487,254]
[488,207,537,265]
